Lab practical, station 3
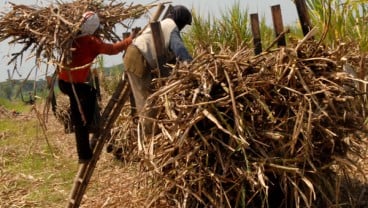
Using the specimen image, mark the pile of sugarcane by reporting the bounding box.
[0,0,158,67]
[52,93,74,133]
[0,105,14,118]
[112,38,368,207]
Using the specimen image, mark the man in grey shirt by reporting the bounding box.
[123,5,192,136]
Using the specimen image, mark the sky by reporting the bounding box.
[0,0,299,81]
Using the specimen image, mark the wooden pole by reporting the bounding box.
[271,5,286,47]
[150,3,165,23]
[150,21,166,70]
[250,13,262,55]
[67,79,130,208]
[162,4,173,19]
[70,82,131,208]
[136,3,166,37]
[295,0,313,36]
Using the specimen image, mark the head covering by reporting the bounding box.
[166,5,192,31]
[80,11,100,36]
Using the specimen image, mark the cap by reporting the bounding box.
[80,11,100,36]
[166,5,192,30]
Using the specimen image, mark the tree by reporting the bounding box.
[0,81,13,100]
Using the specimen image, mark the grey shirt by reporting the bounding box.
[169,30,192,62]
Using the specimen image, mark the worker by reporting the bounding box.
[58,11,136,163]
[123,5,193,137]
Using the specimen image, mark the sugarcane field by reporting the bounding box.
[0,0,368,207]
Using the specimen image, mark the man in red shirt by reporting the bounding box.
[58,11,135,163]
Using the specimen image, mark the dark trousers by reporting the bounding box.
[58,80,97,161]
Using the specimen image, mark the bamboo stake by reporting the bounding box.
[250,13,262,55]
[271,5,286,47]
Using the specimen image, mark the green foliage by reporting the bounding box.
[0,81,13,100]
[0,98,32,112]
[183,11,215,53]
[101,64,124,95]
[258,15,278,50]
[183,2,307,55]
[184,2,253,54]
[218,2,251,50]
[0,79,48,101]
[306,0,368,51]
[183,0,367,55]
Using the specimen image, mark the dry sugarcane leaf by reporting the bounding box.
[0,0,164,69]
[108,39,368,207]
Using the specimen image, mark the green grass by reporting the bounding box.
[0,119,36,138]
[184,2,253,54]
[23,155,75,204]
[306,0,368,51]
[184,1,307,55]
[184,0,367,55]
[0,97,33,112]
[0,102,77,207]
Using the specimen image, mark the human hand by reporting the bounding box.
[179,60,191,70]
[182,60,190,67]
[130,27,140,39]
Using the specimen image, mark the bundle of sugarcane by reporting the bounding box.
[52,93,73,133]
[117,39,368,207]
[0,0,159,67]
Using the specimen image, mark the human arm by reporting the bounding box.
[98,29,138,55]
[97,36,133,55]
[169,29,192,62]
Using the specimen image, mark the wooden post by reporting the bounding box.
[271,5,286,47]
[128,27,141,116]
[150,4,166,23]
[150,21,166,70]
[250,13,262,55]
[162,4,173,19]
[67,80,131,208]
[295,0,313,36]
[150,4,168,69]
[136,4,165,37]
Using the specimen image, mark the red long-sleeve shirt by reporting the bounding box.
[58,35,132,83]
